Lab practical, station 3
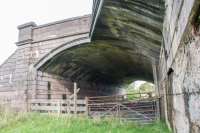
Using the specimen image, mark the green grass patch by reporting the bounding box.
[0,112,171,133]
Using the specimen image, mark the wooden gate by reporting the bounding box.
[87,93,160,124]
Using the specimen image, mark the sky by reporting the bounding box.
[0,0,92,64]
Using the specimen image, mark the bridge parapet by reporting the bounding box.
[15,15,91,67]
[17,22,36,45]
[16,15,91,46]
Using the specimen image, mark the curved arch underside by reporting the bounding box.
[38,0,165,85]
[93,0,165,58]
[40,42,154,84]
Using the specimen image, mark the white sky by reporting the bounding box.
[134,81,146,88]
[0,0,92,64]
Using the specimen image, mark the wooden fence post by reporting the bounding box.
[58,101,61,115]
[156,98,160,121]
[85,97,89,116]
[74,82,77,116]
[27,100,32,112]
[67,96,70,115]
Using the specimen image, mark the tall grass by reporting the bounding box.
[0,107,171,133]
[0,105,26,129]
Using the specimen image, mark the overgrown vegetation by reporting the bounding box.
[0,109,171,133]
[122,80,155,100]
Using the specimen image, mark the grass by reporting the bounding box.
[0,111,171,133]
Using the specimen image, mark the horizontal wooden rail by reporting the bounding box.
[31,105,86,112]
[29,99,86,105]
[88,92,155,99]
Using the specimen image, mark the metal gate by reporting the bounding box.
[87,93,160,124]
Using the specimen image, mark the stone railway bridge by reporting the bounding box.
[0,0,200,132]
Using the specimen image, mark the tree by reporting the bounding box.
[124,81,155,100]
[139,82,154,93]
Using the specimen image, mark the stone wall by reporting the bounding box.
[158,0,200,132]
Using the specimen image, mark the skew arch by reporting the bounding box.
[34,37,91,71]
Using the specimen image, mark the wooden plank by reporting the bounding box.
[85,97,88,116]
[29,99,86,104]
[37,92,71,95]
[74,82,77,115]
[30,105,86,112]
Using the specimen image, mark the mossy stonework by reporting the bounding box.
[0,0,200,133]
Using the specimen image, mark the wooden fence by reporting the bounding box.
[28,90,160,124]
[28,82,88,114]
[29,98,87,114]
